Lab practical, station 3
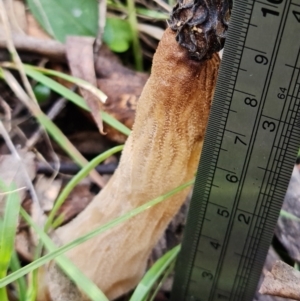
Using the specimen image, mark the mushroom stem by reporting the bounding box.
[39,0,231,301]
[41,1,231,299]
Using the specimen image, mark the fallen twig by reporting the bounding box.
[36,162,117,176]
[0,34,66,61]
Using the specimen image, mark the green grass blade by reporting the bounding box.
[35,113,88,167]
[46,145,124,229]
[0,217,8,301]
[0,184,21,301]
[0,68,102,184]
[0,63,131,136]
[148,258,176,301]
[101,111,131,136]
[280,209,300,222]
[5,64,131,136]
[126,0,143,70]
[9,251,27,301]
[20,208,109,301]
[130,245,180,301]
[0,179,194,288]
[0,185,21,276]
[26,243,43,301]
[24,65,107,103]
[25,68,89,110]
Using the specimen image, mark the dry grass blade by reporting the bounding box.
[1,62,107,104]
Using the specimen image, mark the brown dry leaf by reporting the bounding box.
[66,36,104,134]
[255,247,288,301]
[96,45,148,142]
[259,260,300,300]
[55,182,94,225]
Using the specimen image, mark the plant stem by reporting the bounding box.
[126,0,143,71]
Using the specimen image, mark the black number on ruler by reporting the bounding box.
[226,174,238,183]
[244,97,258,107]
[262,8,279,17]
[293,11,300,23]
[267,0,283,3]
[202,272,213,280]
[234,136,247,146]
[278,87,287,99]
[255,55,268,65]
[217,208,230,218]
[238,213,251,225]
[210,241,221,250]
[262,120,276,132]
[261,0,283,17]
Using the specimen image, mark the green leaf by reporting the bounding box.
[130,245,180,301]
[103,17,133,52]
[26,1,133,52]
[26,0,98,42]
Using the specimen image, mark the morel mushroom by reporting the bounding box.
[41,1,231,300]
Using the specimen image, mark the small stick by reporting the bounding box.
[36,162,117,176]
[0,34,66,61]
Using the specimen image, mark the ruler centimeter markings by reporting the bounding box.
[171,0,300,301]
